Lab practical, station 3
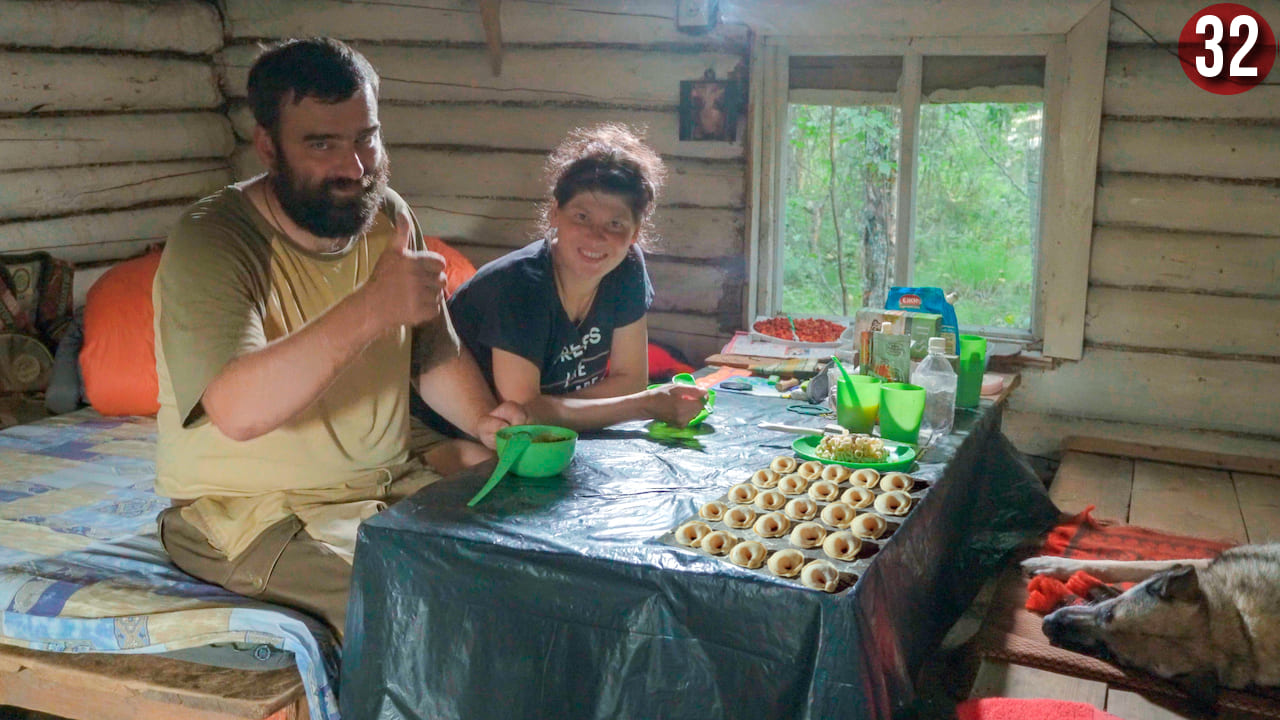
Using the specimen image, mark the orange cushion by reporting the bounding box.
[423,235,477,297]
[80,251,162,416]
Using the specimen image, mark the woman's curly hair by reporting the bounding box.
[539,123,667,248]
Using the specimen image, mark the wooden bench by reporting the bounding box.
[968,438,1280,720]
[0,643,307,720]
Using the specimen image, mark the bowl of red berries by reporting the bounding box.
[750,315,850,348]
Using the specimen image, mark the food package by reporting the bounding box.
[853,308,943,364]
[868,330,911,382]
[886,287,958,353]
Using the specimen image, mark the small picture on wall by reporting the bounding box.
[679,79,743,142]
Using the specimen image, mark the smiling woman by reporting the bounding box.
[417,124,709,432]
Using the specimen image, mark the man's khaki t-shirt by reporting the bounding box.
[153,182,457,560]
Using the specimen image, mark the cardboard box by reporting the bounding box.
[854,308,945,364]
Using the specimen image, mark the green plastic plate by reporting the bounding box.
[791,435,917,471]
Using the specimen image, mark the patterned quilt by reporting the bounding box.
[0,409,339,720]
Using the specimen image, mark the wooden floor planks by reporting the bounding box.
[972,449,1280,720]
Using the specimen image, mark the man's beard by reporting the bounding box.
[270,152,390,240]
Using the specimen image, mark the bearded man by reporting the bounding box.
[151,38,524,641]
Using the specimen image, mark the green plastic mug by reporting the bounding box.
[495,424,577,477]
[956,334,987,408]
[836,374,882,433]
[878,382,926,444]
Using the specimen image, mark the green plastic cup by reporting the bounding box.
[956,334,988,408]
[496,424,577,477]
[836,374,882,433]
[878,382,926,444]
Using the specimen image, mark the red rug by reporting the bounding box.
[973,507,1280,718]
[956,698,1120,720]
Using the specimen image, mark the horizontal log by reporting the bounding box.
[0,161,231,221]
[1099,119,1280,179]
[1012,347,1280,436]
[0,114,234,172]
[1104,47,1280,119]
[647,311,724,338]
[0,53,221,114]
[1094,173,1280,237]
[221,0,748,48]
[1109,0,1280,44]
[1003,409,1280,462]
[0,0,222,54]
[1090,227,1280,296]
[230,103,746,161]
[722,0,1094,35]
[407,198,742,259]
[219,44,745,108]
[232,146,745,208]
[0,204,186,263]
[1085,287,1280,356]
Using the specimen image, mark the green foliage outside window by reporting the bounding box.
[782,101,1042,331]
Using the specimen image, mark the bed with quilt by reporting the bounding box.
[0,408,339,720]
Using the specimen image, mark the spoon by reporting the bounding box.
[467,431,531,507]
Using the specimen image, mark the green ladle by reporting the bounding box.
[466,431,531,507]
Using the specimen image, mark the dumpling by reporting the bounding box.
[807,480,841,502]
[676,521,712,547]
[701,530,739,556]
[800,559,841,592]
[840,486,875,509]
[784,497,818,521]
[820,502,856,529]
[768,548,805,578]
[728,483,758,504]
[751,468,781,489]
[753,511,791,538]
[769,456,799,475]
[790,521,827,549]
[728,540,767,569]
[879,472,914,492]
[699,501,727,522]
[796,460,824,480]
[778,473,809,495]
[724,505,756,529]
[821,464,852,484]
[822,531,862,561]
[850,512,888,539]
[753,489,787,511]
[849,468,880,488]
[874,490,913,516]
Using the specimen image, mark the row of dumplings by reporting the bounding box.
[674,523,847,592]
[715,484,914,519]
[755,459,916,494]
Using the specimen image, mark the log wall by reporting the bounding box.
[0,0,232,282]
[217,0,751,364]
[1004,0,1280,460]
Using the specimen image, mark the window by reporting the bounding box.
[747,6,1109,358]
[778,52,1045,338]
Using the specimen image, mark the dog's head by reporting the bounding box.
[1043,565,1221,710]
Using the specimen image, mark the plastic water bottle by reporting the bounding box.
[911,337,957,438]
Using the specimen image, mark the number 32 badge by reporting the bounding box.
[1179,3,1277,94]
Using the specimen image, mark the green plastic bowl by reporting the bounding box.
[496,424,577,477]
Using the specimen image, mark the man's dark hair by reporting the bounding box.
[247,38,380,135]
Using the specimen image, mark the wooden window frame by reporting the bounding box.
[746,0,1110,359]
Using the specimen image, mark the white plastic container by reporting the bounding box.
[910,337,957,439]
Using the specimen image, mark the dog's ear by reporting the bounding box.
[1170,669,1220,717]
[1150,565,1203,603]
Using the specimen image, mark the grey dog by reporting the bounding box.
[1021,544,1280,710]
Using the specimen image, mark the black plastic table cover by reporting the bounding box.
[341,391,1058,720]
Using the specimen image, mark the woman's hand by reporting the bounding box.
[647,384,708,427]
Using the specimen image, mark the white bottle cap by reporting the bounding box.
[928,337,947,354]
